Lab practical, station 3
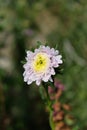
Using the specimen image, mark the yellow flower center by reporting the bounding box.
[32,53,50,73]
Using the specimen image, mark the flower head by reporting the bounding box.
[23,45,63,86]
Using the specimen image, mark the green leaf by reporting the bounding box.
[39,85,47,101]
[55,44,58,50]
[72,126,79,130]
[21,60,26,65]
[37,41,42,47]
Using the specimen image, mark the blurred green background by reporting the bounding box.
[0,0,87,130]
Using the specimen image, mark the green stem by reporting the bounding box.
[39,83,55,130]
[43,84,55,130]
[49,111,55,130]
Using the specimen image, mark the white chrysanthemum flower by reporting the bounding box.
[23,45,63,86]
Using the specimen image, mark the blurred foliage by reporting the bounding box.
[0,0,87,130]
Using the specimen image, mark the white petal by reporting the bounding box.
[42,76,49,82]
[49,77,53,82]
[50,68,55,75]
[27,80,32,85]
[36,80,41,86]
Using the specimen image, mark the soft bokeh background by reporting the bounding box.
[0,0,87,130]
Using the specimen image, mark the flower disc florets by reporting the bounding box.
[23,45,63,86]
